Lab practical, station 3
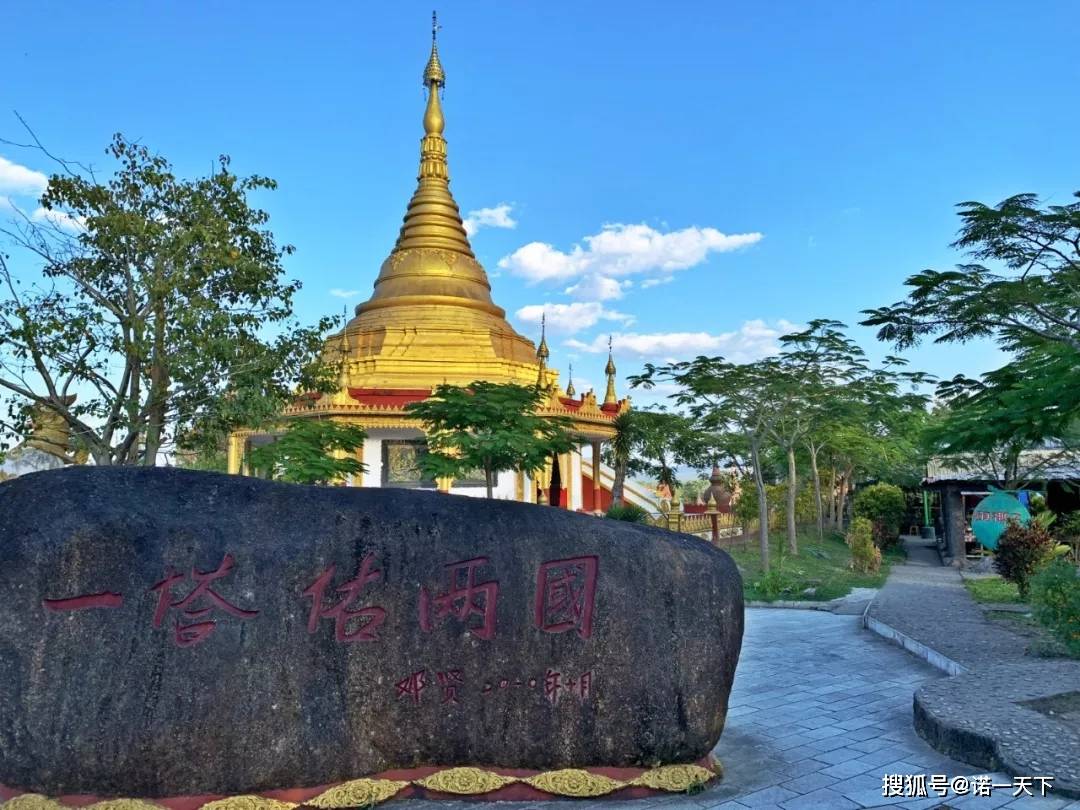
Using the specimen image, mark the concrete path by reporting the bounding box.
[866,536,1030,671]
[388,610,1074,809]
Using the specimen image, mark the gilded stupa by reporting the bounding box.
[228,17,655,512]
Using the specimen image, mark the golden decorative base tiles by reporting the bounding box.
[0,761,721,810]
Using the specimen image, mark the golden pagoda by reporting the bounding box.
[228,17,652,512]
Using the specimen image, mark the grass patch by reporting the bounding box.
[726,529,901,603]
[963,576,1024,604]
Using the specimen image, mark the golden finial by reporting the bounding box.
[424,11,446,89]
[604,335,618,405]
[537,313,550,360]
[337,306,352,391]
[535,314,550,388]
[565,363,576,398]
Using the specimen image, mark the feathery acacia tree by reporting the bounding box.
[0,134,336,465]
[863,191,1080,479]
[405,381,577,499]
[631,357,785,570]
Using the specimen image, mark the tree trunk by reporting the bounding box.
[810,445,824,541]
[142,301,168,466]
[751,439,770,572]
[485,464,494,499]
[826,466,836,528]
[611,460,627,506]
[786,445,798,555]
[836,467,853,531]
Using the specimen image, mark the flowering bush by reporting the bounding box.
[994,520,1055,600]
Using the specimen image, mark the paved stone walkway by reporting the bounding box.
[387,610,1074,809]
[866,537,1030,669]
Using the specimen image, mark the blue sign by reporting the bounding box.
[970,491,1030,550]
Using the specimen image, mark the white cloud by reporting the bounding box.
[31,206,85,231]
[565,319,800,364]
[463,203,517,237]
[330,288,362,299]
[0,196,16,214]
[640,276,675,289]
[0,156,48,197]
[498,223,762,286]
[564,274,630,301]
[515,302,635,335]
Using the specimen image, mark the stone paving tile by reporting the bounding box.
[499,608,1062,810]
[736,785,800,807]
[820,759,879,780]
[778,786,861,809]
[779,772,838,794]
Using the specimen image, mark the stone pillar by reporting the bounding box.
[557,452,570,509]
[592,440,603,514]
[226,434,242,475]
[943,484,966,566]
[536,458,552,505]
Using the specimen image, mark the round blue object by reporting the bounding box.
[970,491,1030,550]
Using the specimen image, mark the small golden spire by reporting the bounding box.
[537,313,550,360]
[604,335,618,405]
[339,306,351,385]
[535,314,549,388]
[565,363,576,398]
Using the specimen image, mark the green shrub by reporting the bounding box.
[994,520,1055,600]
[606,503,651,523]
[848,517,881,574]
[1030,559,1080,656]
[754,566,795,600]
[853,483,907,548]
[1054,511,1080,562]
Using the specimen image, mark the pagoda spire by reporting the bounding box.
[565,362,576,397]
[388,11,473,257]
[535,313,550,387]
[604,336,618,405]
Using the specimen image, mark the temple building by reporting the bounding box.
[228,23,655,512]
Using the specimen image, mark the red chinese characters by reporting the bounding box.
[42,592,124,612]
[534,556,598,639]
[544,668,593,703]
[303,553,386,642]
[150,554,259,647]
[396,670,427,705]
[436,669,463,704]
[419,557,499,640]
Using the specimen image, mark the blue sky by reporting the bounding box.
[3,1,1078,400]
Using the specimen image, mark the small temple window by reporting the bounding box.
[381,439,485,489]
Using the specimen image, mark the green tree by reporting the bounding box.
[863,191,1080,477]
[248,419,367,485]
[0,134,335,465]
[608,411,639,506]
[405,381,577,498]
[631,357,785,570]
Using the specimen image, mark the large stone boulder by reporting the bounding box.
[0,467,743,797]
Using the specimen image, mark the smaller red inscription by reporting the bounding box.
[150,554,258,647]
[42,592,123,612]
[436,669,463,704]
[396,670,428,705]
[303,553,386,642]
